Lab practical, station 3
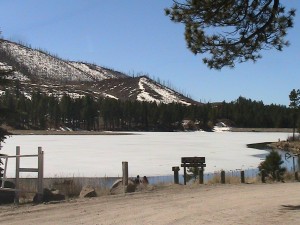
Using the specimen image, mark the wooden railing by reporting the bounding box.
[0,146,44,204]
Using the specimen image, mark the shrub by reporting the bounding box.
[258,150,286,181]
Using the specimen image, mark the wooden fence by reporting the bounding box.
[0,146,44,204]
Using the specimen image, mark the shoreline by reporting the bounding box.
[230,127,293,133]
[7,128,293,135]
[8,130,135,135]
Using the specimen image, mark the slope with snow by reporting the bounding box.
[69,62,128,81]
[137,77,192,105]
[0,40,91,82]
[0,39,198,105]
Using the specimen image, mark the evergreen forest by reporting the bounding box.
[0,86,294,132]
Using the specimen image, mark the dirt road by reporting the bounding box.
[0,182,299,225]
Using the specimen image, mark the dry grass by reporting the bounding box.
[6,176,114,204]
[206,173,221,184]
[6,170,300,204]
[284,171,299,182]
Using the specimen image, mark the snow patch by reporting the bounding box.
[137,77,191,105]
[103,93,119,100]
[213,122,232,132]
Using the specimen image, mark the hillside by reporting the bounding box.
[0,39,196,105]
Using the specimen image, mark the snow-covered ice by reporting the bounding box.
[1,132,291,178]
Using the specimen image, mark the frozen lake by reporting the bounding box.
[1,132,292,178]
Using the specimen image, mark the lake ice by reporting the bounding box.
[1,132,292,178]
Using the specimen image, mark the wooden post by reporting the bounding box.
[261,169,266,183]
[295,171,299,181]
[221,170,225,184]
[183,164,187,185]
[293,157,295,172]
[14,146,20,204]
[275,170,280,182]
[122,161,128,186]
[241,170,245,183]
[199,168,204,184]
[172,166,180,184]
[37,147,44,203]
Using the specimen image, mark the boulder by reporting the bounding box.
[0,180,15,204]
[33,188,65,203]
[110,179,137,195]
[79,186,97,198]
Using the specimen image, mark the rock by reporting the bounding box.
[110,179,122,190]
[0,181,15,204]
[33,188,65,203]
[79,186,97,198]
[126,181,137,193]
[110,179,137,195]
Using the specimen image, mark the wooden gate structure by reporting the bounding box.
[0,146,44,204]
[181,157,206,185]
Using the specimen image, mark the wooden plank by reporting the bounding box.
[181,163,206,168]
[0,188,19,192]
[19,168,39,173]
[181,157,205,164]
[0,187,38,193]
[0,154,38,159]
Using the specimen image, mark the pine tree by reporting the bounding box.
[289,89,300,141]
[165,0,295,69]
[0,63,13,178]
[258,150,286,181]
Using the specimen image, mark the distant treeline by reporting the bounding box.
[0,89,293,131]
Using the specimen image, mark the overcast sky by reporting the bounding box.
[0,0,299,105]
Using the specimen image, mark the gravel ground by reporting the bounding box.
[0,182,300,225]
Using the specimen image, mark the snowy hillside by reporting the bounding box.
[70,62,128,81]
[0,39,197,105]
[137,77,191,105]
[0,39,128,83]
[0,40,91,82]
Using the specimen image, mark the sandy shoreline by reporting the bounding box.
[0,182,300,225]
